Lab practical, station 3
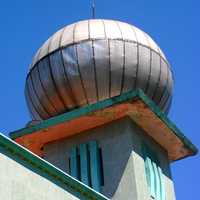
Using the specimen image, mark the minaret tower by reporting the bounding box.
[10,19,197,200]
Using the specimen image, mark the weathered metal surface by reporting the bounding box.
[26,19,174,120]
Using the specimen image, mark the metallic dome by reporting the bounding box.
[25,19,174,120]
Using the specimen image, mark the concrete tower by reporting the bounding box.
[10,19,197,200]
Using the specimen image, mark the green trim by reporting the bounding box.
[142,143,165,200]
[10,90,139,139]
[136,89,198,159]
[80,143,90,186]
[152,161,161,199]
[158,166,165,200]
[9,89,198,158]
[0,132,109,200]
[70,146,79,180]
[89,141,101,192]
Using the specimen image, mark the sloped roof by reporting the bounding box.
[10,89,198,161]
[0,132,109,200]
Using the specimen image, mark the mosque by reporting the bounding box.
[0,19,197,200]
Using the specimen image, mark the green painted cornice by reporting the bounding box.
[0,133,109,200]
[9,89,198,157]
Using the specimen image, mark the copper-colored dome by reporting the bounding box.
[25,19,174,120]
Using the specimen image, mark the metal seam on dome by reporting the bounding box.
[116,21,125,95]
[108,39,111,98]
[101,20,107,38]
[164,95,172,114]
[26,20,173,119]
[161,92,170,111]
[47,55,67,109]
[101,20,112,99]
[161,69,172,111]
[131,26,139,90]
[152,54,162,103]
[75,43,89,104]
[121,41,126,94]
[36,63,59,114]
[157,58,168,104]
[60,24,83,107]
[73,23,89,105]
[159,60,169,108]
[29,72,51,118]
[88,19,91,39]
[38,39,49,62]
[103,21,111,99]
[59,27,66,49]
[35,47,42,68]
[144,33,153,94]
[129,25,138,44]
[91,40,99,102]
[26,37,170,112]
[47,36,53,55]
[134,43,139,89]
[28,38,168,74]
[145,49,152,94]
[59,50,78,108]
[89,20,99,102]
[30,68,52,118]
[26,88,41,120]
[47,36,68,110]
[30,20,168,69]
[28,73,47,119]
[59,28,78,108]
[72,23,88,105]
[25,83,41,120]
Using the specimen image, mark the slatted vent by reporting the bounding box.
[69,141,104,192]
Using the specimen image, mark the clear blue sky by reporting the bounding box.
[0,0,199,199]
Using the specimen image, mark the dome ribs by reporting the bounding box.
[26,20,173,120]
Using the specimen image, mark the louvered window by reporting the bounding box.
[69,141,104,192]
[143,144,165,200]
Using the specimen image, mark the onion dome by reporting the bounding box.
[25,19,174,120]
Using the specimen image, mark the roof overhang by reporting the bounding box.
[10,90,198,161]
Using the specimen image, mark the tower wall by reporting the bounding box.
[43,117,176,200]
[0,153,80,200]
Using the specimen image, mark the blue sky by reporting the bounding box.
[0,0,199,199]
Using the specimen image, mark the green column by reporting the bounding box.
[70,146,79,179]
[80,143,90,186]
[152,161,161,200]
[158,166,166,200]
[89,141,101,192]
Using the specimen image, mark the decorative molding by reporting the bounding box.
[10,89,198,160]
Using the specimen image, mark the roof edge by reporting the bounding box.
[0,132,109,200]
[9,89,198,159]
[137,89,198,158]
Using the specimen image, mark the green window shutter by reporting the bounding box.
[80,143,90,186]
[152,161,161,199]
[158,166,166,200]
[142,143,165,200]
[142,145,156,198]
[69,146,79,179]
[88,141,101,192]
[149,158,156,198]
[69,141,103,192]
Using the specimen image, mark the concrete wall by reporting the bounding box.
[0,152,80,200]
[43,117,176,200]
